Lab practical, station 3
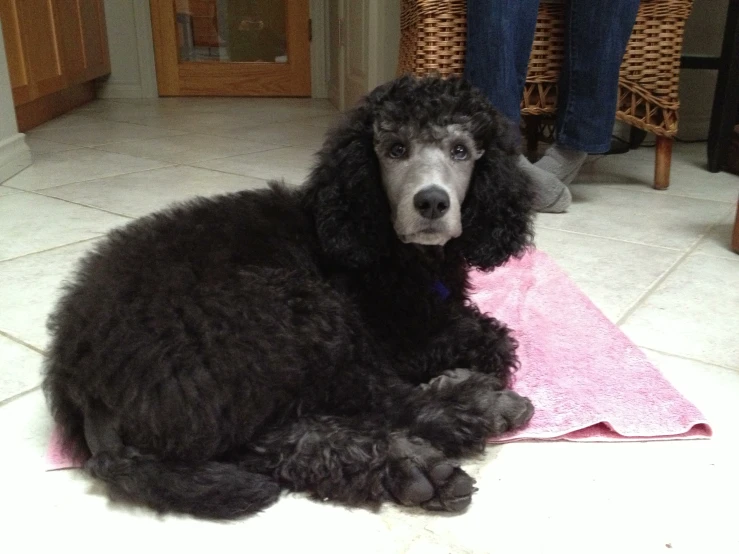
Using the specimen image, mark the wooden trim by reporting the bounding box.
[284,0,312,96]
[176,61,301,96]
[149,0,180,95]
[732,200,739,254]
[15,80,95,132]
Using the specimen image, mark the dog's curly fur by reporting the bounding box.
[43,75,535,519]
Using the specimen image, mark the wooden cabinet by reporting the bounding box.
[55,0,110,84]
[0,0,110,130]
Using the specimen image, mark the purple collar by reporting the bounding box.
[432,280,451,300]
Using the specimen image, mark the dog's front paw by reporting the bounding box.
[487,390,534,436]
[431,372,535,435]
[410,371,535,454]
[385,434,476,513]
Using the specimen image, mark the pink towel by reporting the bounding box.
[45,249,710,470]
[472,250,711,443]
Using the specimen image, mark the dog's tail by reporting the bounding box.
[81,409,279,519]
[86,449,281,519]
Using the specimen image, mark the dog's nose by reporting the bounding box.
[413,187,450,220]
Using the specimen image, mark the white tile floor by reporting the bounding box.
[1,97,738,553]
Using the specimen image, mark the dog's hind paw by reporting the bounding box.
[385,434,476,513]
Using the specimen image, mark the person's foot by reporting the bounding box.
[517,155,572,213]
[534,144,588,185]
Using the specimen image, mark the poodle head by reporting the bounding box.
[304,75,534,270]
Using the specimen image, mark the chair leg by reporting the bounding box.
[629,126,648,149]
[654,136,673,190]
[524,115,541,155]
[707,0,739,173]
[731,199,739,254]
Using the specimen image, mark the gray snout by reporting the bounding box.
[413,186,450,220]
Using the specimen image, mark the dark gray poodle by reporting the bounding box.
[43,75,535,519]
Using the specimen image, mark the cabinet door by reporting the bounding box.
[0,0,110,106]
[55,0,110,84]
[15,0,66,98]
[79,0,110,79]
[0,0,32,104]
[54,0,110,84]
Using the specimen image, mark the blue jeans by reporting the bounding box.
[464,0,640,154]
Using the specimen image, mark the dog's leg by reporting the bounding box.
[245,415,476,512]
[398,369,534,457]
[401,308,519,386]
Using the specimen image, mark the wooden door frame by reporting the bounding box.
[118,0,326,98]
[149,0,312,97]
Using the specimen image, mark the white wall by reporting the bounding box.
[98,0,158,99]
[377,0,400,86]
[0,19,31,184]
[324,0,400,109]
[310,0,329,98]
[677,0,729,140]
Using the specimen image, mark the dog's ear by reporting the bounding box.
[451,113,534,270]
[303,103,392,269]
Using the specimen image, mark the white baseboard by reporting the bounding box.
[0,133,31,185]
[96,82,147,99]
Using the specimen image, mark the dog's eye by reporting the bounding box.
[451,144,468,161]
[389,143,407,158]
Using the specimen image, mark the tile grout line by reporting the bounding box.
[32,114,195,133]
[615,219,721,326]
[569,185,736,207]
[640,346,739,374]
[534,224,685,251]
[179,161,311,186]
[572,162,738,204]
[3,154,177,193]
[583,153,739,203]
[534,189,734,258]
[27,129,191,149]
[87,143,288,165]
[690,250,739,262]
[0,236,101,265]
[24,189,136,220]
[606,183,739,204]
[0,384,42,408]
[615,249,696,326]
[0,328,47,356]
[33,105,337,150]
[77,108,321,146]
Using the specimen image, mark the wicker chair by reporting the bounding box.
[397,0,694,189]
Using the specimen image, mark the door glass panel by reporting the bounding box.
[174,0,288,63]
